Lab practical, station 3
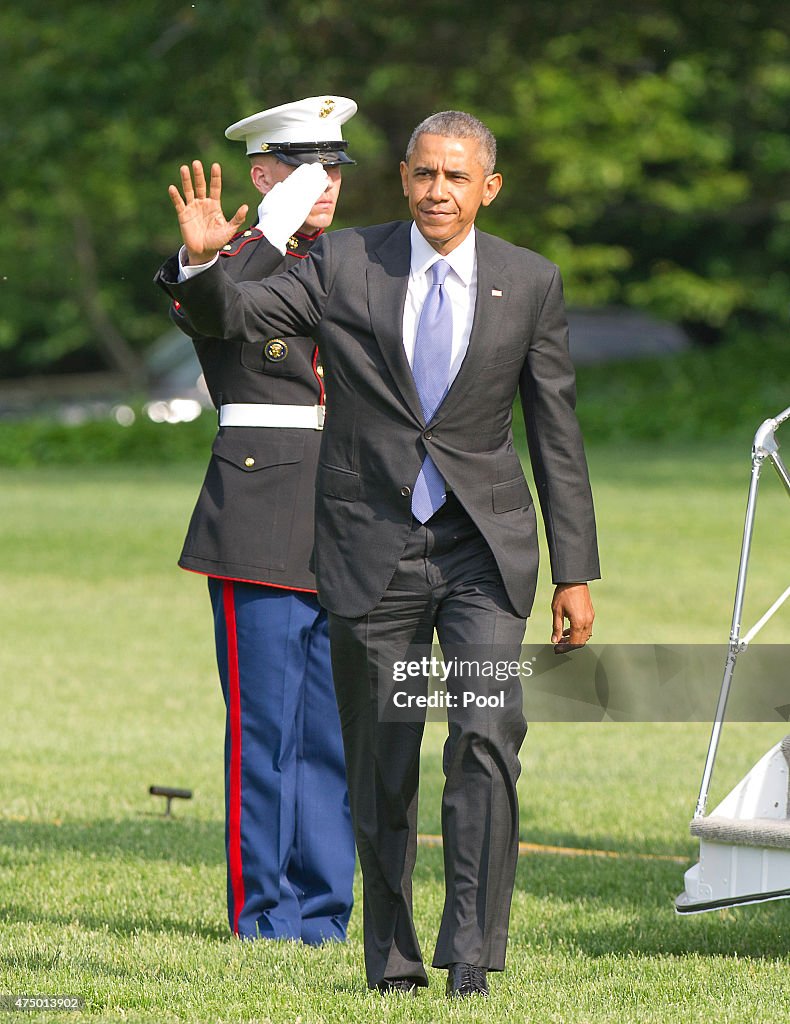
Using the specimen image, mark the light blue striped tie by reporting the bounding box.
[411,260,453,523]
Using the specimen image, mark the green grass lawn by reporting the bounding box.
[1,440,789,1022]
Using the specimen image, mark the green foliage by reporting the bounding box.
[489,11,790,328]
[1,2,790,377]
[0,411,216,466]
[574,325,790,442]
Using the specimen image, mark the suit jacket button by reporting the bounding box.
[423,429,433,440]
[245,457,255,468]
[401,485,411,497]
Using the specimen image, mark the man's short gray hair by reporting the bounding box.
[405,111,497,175]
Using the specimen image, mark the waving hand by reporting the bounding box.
[168,161,249,266]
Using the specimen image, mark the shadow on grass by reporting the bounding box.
[0,901,229,943]
[0,816,224,866]
[520,826,698,861]
[0,816,229,940]
[6,819,790,963]
[415,844,790,961]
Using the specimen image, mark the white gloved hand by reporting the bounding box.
[257,163,331,254]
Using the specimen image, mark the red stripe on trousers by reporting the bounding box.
[223,580,246,934]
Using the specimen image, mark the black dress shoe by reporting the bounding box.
[377,978,418,995]
[446,962,489,998]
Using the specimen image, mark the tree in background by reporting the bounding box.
[1,0,788,379]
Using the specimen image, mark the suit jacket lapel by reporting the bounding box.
[431,231,512,424]
[366,221,424,422]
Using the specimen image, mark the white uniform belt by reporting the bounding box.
[219,403,325,429]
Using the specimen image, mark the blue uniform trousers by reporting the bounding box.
[208,578,355,943]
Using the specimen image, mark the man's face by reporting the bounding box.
[399,134,502,254]
[250,156,342,233]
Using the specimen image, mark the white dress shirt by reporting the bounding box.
[402,223,477,386]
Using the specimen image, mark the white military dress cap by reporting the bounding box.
[225,95,357,166]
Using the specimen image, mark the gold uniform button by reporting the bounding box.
[244,457,255,468]
[243,230,252,236]
[316,365,324,378]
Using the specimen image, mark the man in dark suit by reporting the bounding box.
[162,96,358,946]
[156,110,599,997]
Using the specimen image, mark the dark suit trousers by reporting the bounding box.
[328,494,528,988]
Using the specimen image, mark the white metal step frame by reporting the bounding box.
[676,405,790,914]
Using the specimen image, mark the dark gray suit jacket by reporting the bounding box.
[156,220,600,618]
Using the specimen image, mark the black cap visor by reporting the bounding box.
[262,141,355,167]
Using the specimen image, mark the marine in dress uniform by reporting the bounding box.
[165,97,358,944]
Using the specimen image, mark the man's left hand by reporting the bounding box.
[551,583,595,653]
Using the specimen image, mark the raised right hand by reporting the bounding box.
[168,160,249,265]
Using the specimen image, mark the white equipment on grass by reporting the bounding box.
[676,405,790,914]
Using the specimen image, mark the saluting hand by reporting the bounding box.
[168,161,249,266]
